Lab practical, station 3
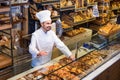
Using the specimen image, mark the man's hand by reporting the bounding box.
[69,55,75,61]
[37,51,48,56]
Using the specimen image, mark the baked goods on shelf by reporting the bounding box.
[73,12,84,22]
[87,0,95,4]
[0,54,12,69]
[111,2,119,10]
[95,0,110,2]
[94,18,109,25]
[62,21,71,29]
[75,0,83,8]
[0,35,9,46]
[65,27,86,37]
[60,0,74,8]
[73,9,94,23]
[99,13,108,18]
[110,11,116,18]
[66,0,73,6]
[61,13,74,27]
[98,5,109,11]
[53,3,60,9]
[98,23,120,36]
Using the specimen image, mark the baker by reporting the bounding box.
[29,10,75,67]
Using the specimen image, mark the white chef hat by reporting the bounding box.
[36,10,51,23]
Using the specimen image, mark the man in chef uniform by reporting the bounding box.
[29,10,75,67]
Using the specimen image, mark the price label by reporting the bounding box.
[93,5,99,17]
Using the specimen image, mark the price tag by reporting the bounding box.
[92,5,99,17]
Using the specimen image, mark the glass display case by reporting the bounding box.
[7,35,120,80]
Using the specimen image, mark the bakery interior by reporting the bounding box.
[0,0,120,80]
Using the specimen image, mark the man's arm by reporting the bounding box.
[52,31,75,60]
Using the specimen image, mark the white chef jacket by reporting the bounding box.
[29,27,72,67]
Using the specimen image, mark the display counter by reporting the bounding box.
[8,42,120,80]
[82,53,120,80]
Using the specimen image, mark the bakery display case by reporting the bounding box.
[7,34,120,80]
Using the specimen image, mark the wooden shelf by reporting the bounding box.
[0,40,9,46]
[60,6,75,11]
[63,17,96,32]
[41,0,59,5]
[75,7,87,12]
[0,24,12,30]
[110,15,118,19]
[0,53,12,69]
[12,19,26,25]
[63,27,73,32]
[0,0,9,3]
[74,17,96,26]
[87,2,97,7]
[111,8,120,11]
[51,15,60,21]
[11,3,29,6]
[0,7,10,13]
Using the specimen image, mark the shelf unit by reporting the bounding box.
[60,0,97,33]
[29,0,97,33]
[0,0,29,68]
[10,1,30,66]
[0,0,13,70]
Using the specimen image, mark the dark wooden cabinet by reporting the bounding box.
[94,59,120,80]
